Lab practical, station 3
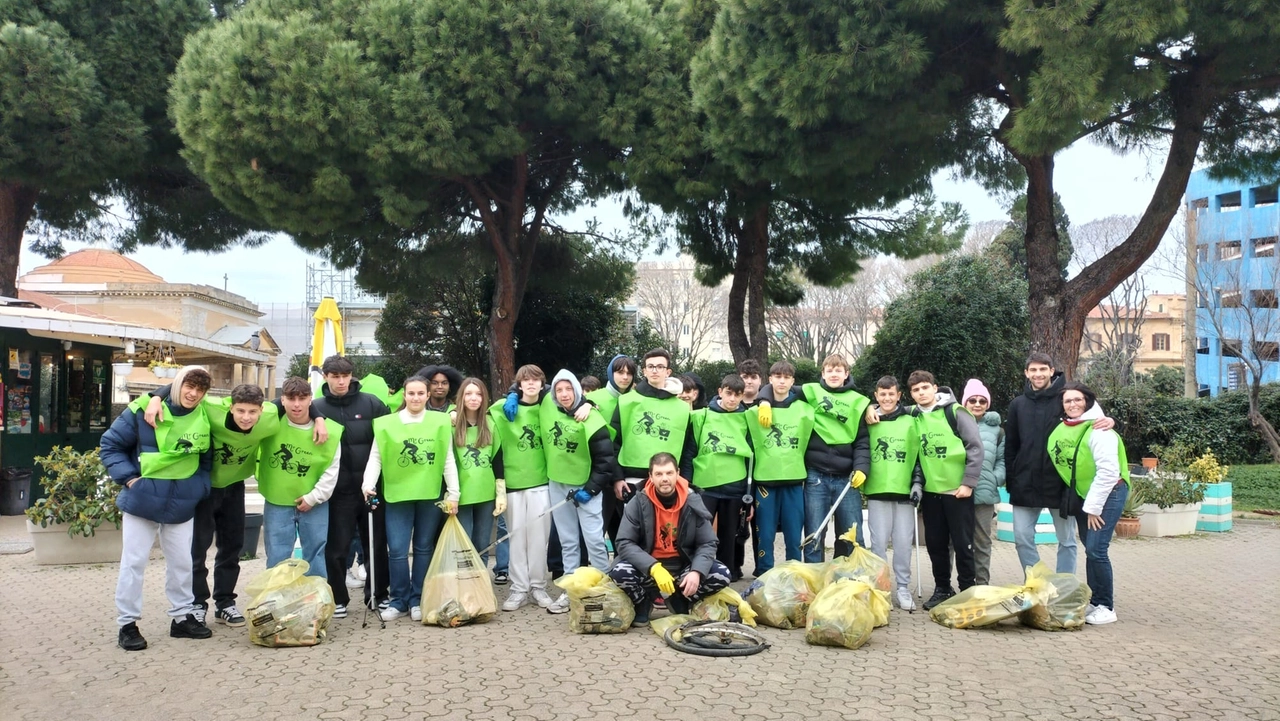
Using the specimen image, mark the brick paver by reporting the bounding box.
[1,517,1277,720]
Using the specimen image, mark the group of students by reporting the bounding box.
[102,347,1128,651]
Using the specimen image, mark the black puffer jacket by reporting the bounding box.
[1004,373,1067,508]
[801,378,871,477]
[310,380,390,495]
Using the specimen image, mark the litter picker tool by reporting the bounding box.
[802,480,853,550]
[912,505,923,613]
[362,495,385,629]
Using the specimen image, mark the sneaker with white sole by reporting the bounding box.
[333,604,348,619]
[502,592,529,611]
[215,606,246,627]
[410,606,422,622]
[1086,603,1097,616]
[345,569,364,588]
[546,593,570,615]
[380,606,407,622]
[531,588,554,608]
[895,588,916,611]
[192,607,207,625]
[1086,606,1118,625]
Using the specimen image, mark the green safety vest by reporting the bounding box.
[488,400,547,490]
[206,399,280,488]
[256,422,344,506]
[689,408,752,489]
[864,412,918,496]
[585,388,622,442]
[137,403,212,480]
[1048,421,1130,500]
[372,412,452,503]
[616,392,690,470]
[746,402,815,482]
[915,405,967,493]
[540,397,607,487]
[802,383,871,445]
[455,419,500,505]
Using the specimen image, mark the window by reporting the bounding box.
[1218,191,1242,212]
[1083,333,1103,352]
[1197,337,1210,355]
[1152,333,1171,351]
[1220,289,1243,308]
[1190,197,1209,214]
[1157,303,1165,313]
[1228,364,1245,391]
[1252,185,1278,208]
[681,324,689,335]
[1223,339,1244,358]
[1254,341,1280,362]
[1197,244,1209,263]
[1253,236,1277,258]
[1218,240,1242,261]
[1252,289,1278,308]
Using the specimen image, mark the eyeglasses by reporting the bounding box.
[1063,397,1087,405]
[644,364,668,371]
[965,398,988,405]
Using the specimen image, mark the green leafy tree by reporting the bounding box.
[698,0,1280,376]
[171,0,674,390]
[853,254,1030,409]
[0,1,264,295]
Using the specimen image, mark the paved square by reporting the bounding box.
[2,516,1277,720]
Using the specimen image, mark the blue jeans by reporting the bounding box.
[384,500,445,612]
[494,513,509,573]
[263,501,329,578]
[457,501,496,566]
[803,470,863,562]
[1012,505,1078,574]
[753,482,804,575]
[1076,482,1127,610]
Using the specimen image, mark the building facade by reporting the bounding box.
[1185,169,1280,395]
[1081,293,1187,376]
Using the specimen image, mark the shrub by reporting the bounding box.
[25,447,121,538]
[1224,465,1280,512]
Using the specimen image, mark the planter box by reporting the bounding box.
[1197,482,1233,533]
[995,488,1059,544]
[27,518,123,565]
[243,513,263,558]
[1137,502,1202,537]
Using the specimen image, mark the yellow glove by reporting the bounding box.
[493,480,507,517]
[757,403,773,428]
[850,470,866,489]
[650,563,675,595]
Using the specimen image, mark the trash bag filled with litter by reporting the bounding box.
[245,559,335,647]
[421,515,497,627]
[805,579,877,649]
[743,561,825,629]
[556,567,634,633]
[1018,563,1092,631]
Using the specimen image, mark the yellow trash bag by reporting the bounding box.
[1018,562,1092,631]
[244,558,335,647]
[744,561,825,629]
[822,533,893,593]
[830,579,891,628]
[650,613,699,639]
[805,579,877,649]
[555,566,634,633]
[421,515,497,627]
[690,587,758,627]
[929,569,1053,629]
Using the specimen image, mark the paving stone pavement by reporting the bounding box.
[1,517,1278,721]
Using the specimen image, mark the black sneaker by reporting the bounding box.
[215,606,246,627]
[923,587,956,611]
[632,601,653,627]
[170,613,213,639]
[118,622,148,651]
[493,570,509,585]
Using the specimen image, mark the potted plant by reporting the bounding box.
[25,446,124,564]
[1133,442,1206,537]
[112,360,134,378]
[149,360,167,378]
[1116,484,1145,538]
[1190,450,1233,533]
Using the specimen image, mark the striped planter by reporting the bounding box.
[995,488,1059,544]
[1197,482,1233,533]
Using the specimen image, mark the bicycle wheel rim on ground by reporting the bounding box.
[663,620,769,657]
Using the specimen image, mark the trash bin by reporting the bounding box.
[243,513,263,559]
[1,467,32,516]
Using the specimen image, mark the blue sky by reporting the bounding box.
[20,139,1178,305]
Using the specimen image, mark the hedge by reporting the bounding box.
[1103,384,1280,465]
[1224,465,1280,512]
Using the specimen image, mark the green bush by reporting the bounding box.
[1224,464,1280,512]
[26,447,121,538]
[1104,384,1280,464]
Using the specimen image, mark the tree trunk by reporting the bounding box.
[1248,376,1280,463]
[727,202,770,366]
[1017,153,1083,374]
[0,182,39,297]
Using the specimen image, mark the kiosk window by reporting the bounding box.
[40,353,59,434]
[6,349,33,434]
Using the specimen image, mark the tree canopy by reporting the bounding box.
[171,0,676,390]
[0,1,263,295]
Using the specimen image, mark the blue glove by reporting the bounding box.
[502,391,519,421]
[570,488,594,507]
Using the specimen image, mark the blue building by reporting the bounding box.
[1186,169,1280,396]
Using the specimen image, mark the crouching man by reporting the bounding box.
[608,452,731,626]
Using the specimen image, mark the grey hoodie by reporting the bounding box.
[551,369,583,411]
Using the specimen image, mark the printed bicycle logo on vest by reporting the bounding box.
[631,411,673,440]
[214,441,251,465]
[765,422,800,449]
[1051,439,1076,471]
[270,442,316,477]
[549,421,581,453]
[872,435,910,463]
[816,395,851,423]
[701,431,739,455]
[921,432,950,459]
[460,445,491,469]
[173,431,209,453]
[397,438,437,465]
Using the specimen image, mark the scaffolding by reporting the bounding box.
[304,263,385,356]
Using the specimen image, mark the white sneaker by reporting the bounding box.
[531,588,555,608]
[345,569,364,588]
[410,606,422,622]
[546,593,570,615]
[333,604,347,619]
[895,588,915,611]
[502,592,529,611]
[380,606,406,622]
[1086,603,1097,616]
[356,564,367,582]
[1086,606,1118,625]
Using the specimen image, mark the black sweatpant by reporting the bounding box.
[697,491,744,576]
[921,491,976,591]
[191,483,245,611]
[326,490,389,607]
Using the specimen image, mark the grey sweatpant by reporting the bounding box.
[973,503,996,585]
[867,499,915,591]
[115,512,197,627]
